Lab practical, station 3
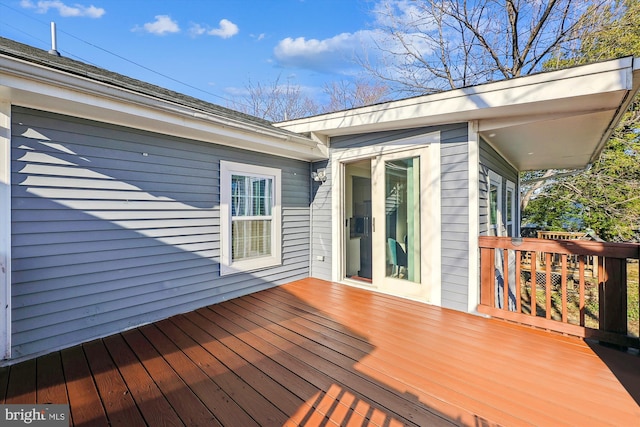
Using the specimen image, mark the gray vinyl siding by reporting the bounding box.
[439,124,470,312]
[10,106,310,360]
[479,137,519,235]
[310,160,331,280]
[318,124,470,311]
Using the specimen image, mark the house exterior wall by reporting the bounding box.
[479,137,519,236]
[439,124,471,311]
[310,123,470,311]
[310,159,331,280]
[10,107,310,361]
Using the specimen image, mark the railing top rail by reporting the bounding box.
[479,236,640,259]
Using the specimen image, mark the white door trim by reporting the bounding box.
[0,100,11,360]
[330,131,441,304]
[506,179,516,237]
[487,170,504,236]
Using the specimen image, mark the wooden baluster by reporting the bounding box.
[545,253,552,320]
[515,250,522,313]
[579,255,585,327]
[480,247,495,308]
[561,254,568,323]
[503,249,509,312]
[598,257,604,330]
[530,251,537,317]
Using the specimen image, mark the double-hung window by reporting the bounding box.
[220,161,282,275]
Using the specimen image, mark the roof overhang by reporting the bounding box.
[0,54,327,162]
[276,57,640,171]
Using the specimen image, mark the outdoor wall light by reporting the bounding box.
[312,168,327,182]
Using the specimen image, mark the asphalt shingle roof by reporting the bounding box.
[0,36,303,138]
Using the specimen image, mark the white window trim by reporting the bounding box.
[220,160,282,276]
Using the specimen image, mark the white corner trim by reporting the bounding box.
[0,100,11,360]
[427,139,442,306]
[330,155,343,283]
[467,121,480,313]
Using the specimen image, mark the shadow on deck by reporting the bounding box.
[1,278,639,426]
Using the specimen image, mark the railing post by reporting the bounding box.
[480,247,495,308]
[598,257,627,338]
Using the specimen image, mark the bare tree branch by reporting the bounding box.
[364,0,609,95]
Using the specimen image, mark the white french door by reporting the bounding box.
[335,134,441,304]
[371,147,430,300]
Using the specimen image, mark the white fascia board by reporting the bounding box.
[589,60,640,164]
[277,57,635,137]
[0,56,327,162]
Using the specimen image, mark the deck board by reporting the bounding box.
[82,339,146,427]
[1,278,639,426]
[35,352,68,405]
[103,333,183,427]
[5,358,36,404]
[60,346,109,427]
[138,323,258,427]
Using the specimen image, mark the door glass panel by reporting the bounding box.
[506,187,514,237]
[344,160,372,282]
[385,157,420,283]
[490,184,498,230]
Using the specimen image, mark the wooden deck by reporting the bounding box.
[1,278,639,426]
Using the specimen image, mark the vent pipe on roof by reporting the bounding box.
[48,22,61,57]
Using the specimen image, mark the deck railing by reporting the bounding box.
[478,236,640,349]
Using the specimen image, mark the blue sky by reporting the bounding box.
[0,0,388,107]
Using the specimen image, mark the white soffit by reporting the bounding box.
[481,109,616,171]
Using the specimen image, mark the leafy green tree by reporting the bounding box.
[523,0,640,241]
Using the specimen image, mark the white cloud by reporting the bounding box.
[137,15,180,36]
[272,0,438,75]
[273,30,379,73]
[209,19,238,39]
[189,19,239,39]
[371,0,425,28]
[189,23,206,37]
[20,0,105,18]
